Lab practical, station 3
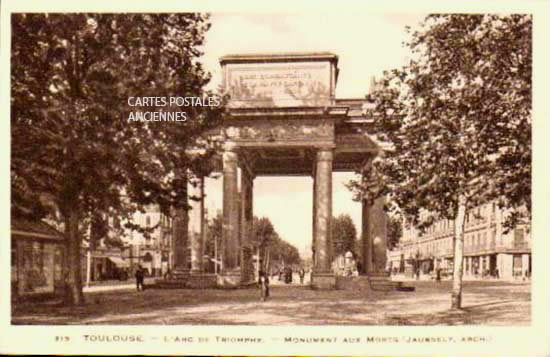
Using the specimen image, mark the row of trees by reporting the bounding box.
[204,214,301,270]
[349,14,531,309]
[331,214,402,260]
[11,14,224,305]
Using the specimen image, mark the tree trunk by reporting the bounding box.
[451,195,467,309]
[63,209,84,305]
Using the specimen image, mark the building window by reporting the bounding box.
[143,252,153,262]
[513,254,523,277]
[514,229,525,248]
[515,229,524,242]
[114,217,121,230]
[19,240,56,295]
[11,245,17,284]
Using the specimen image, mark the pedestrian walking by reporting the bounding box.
[135,265,145,291]
[259,270,269,301]
[435,268,441,282]
[284,266,293,284]
[298,268,305,284]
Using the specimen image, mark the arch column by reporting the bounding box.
[188,176,204,274]
[361,196,388,275]
[311,169,317,268]
[311,148,336,289]
[361,199,372,274]
[173,174,189,271]
[221,144,240,277]
[240,166,255,283]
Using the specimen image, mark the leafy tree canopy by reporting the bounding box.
[348,14,531,309]
[386,215,402,250]
[331,214,357,257]
[204,214,301,267]
[350,14,531,229]
[11,13,224,304]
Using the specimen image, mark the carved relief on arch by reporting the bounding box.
[224,120,334,143]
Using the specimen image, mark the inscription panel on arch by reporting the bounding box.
[224,62,332,108]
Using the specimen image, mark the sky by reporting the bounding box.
[198,13,426,257]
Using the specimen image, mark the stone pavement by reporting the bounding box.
[12,280,530,326]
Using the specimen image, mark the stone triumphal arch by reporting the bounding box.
[168,53,388,290]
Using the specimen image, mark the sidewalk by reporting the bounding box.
[83,278,156,293]
[390,273,531,283]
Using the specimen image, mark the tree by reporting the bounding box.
[11,14,224,305]
[249,216,301,269]
[250,217,276,248]
[269,233,301,267]
[386,215,402,250]
[349,15,531,309]
[331,214,357,257]
[204,212,223,269]
[203,214,301,271]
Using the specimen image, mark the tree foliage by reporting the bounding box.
[250,216,300,265]
[250,217,276,248]
[11,13,224,304]
[331,214,357,257]
[349,14,531,309]
[386,215,402,250]
[269,233,301,267]
[204,214,301,268]
[204,212,223,261]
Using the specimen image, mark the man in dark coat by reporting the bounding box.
[135,266,145,291]
[284,266,292,284]
[298,268,305,284]
[258,270,270,301]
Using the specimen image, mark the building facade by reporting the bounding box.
[121,205,173,277]
[396,201,531,280]
[81,245,129,284]
[11,218,65,301]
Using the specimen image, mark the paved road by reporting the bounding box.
[13,280,530,325]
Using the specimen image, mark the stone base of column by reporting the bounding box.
[310,272,336,290]
[154,267,189,289]
[186,273,217,289]
[366,271,398,291]
[334,272,404,292]
[155,270,218,289]
[216,270,242,288]
[335,275,371,291]
[169,267,191,280]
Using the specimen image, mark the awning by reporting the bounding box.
[108,257,130,268]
